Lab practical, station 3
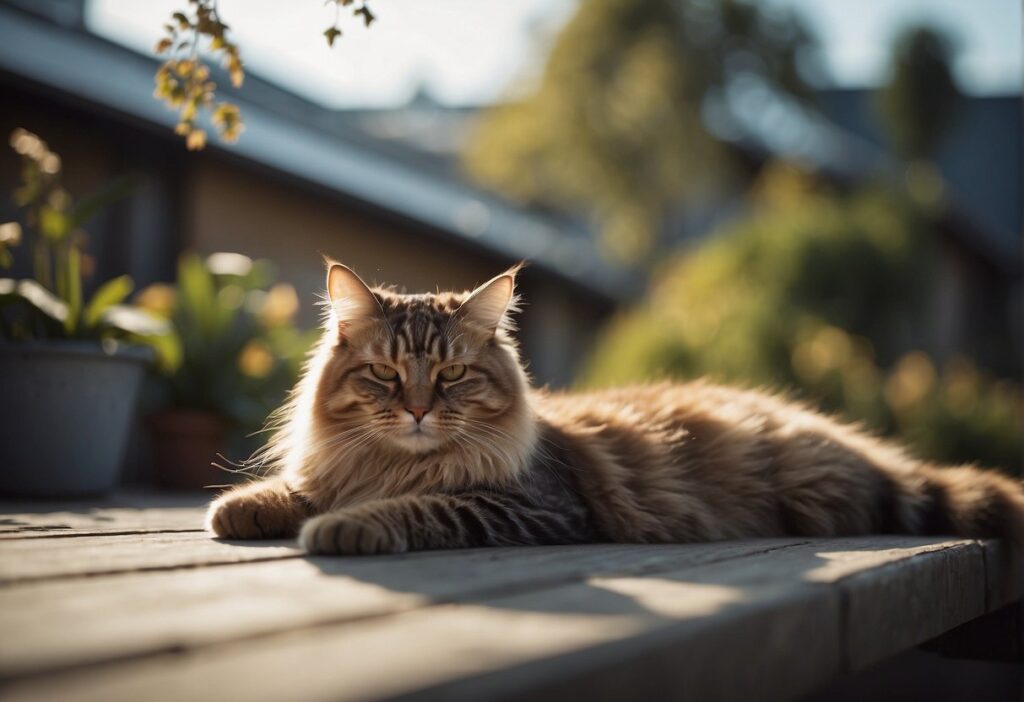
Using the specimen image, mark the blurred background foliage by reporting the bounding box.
[875,27,962,164]
[3,0,1016,480]
[465,0,818,262]
[581,163,1021,472]
[136,252,316,434]
[0,128,171,354]
[464,1,1020,473]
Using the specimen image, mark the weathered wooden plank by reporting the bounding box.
[982,539,1024,612]
[0,532,301,584]
[4,537,1012,702]
[0,540,803,680]
[0,543,843,702]
[0,495,206,538]
[801,540,988,671]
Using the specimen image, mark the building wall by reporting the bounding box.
[184,158,501,325]
[183,157,612,387]
[2,80,615,387]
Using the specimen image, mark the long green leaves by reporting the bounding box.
[2,129,171,363]
[83,275,134,329]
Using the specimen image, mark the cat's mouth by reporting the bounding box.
[393,433,443,453]
[390,424,444,453]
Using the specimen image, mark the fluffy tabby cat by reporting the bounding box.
[207,262,1024,554]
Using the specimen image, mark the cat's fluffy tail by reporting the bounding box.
[905,465,1024,545]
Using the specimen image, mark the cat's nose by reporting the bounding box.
[406,406,430,423]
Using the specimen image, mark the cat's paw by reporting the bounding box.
[207,482,306,539]
[299,512,408,555]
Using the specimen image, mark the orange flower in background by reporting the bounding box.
[135,283,178,318]
[260,283,299,328]
[238,339,275,378]
[885,352,937,413]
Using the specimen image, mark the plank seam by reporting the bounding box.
[0,528,207,541]
[0,553,305,588]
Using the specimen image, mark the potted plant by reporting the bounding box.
[0,129,175,497]
[138,252,314,490]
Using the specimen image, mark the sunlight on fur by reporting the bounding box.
[206,260,1024,556]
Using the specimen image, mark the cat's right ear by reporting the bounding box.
[326,263,385,333]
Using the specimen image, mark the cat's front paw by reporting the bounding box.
[207,482,306,539]
[299,512,408,555]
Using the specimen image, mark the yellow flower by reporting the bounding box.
[40,152,61,175]
[0,222,21,246]
[186,129,207,151]
[791,325,852,382]
[942,356,979,417]
[135,283,178,318]
[238,340,275,378]
[885,352,936,412]
[260,283,299,327]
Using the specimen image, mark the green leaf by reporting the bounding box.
[354,5,375,27]
[177,252,218,336]
[99,305,179,370]
[142,329,184,373]
[100,304,171,337]
[0,278,69,334]
[39,207,71,241]
[62,246,82,335]
[84,274,134,329]
[324,26,342,47]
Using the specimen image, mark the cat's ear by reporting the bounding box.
[456,265,521,334]
[326,263,385,328]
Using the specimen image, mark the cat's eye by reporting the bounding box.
[369,364,398,381]
[439,364,467,382]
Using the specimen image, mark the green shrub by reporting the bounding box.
[137,252,317,432]
[581,164,1022,473]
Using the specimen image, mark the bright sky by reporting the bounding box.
[88,0,1021,109]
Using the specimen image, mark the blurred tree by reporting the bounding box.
[875,27,962,163]
[581,162,1022,473]
[464,0,818,262]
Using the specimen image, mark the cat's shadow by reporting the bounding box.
[294,540,842,622]
[213,537,980,697]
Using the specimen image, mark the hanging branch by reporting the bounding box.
[155,0,375,150]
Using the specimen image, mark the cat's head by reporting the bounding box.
[311,262,532,458]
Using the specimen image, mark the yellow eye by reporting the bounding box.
[369,364,398,381]
[439,364,466,381]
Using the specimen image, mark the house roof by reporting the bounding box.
[0,4,638,302]
[713,82,1020,273]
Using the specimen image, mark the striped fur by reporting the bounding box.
[207,263,1024,553]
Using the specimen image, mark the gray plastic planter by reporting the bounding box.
[0,342,150,497]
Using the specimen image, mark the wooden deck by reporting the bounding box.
[0,494,1020,702]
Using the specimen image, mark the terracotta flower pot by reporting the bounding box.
[0,342,149,497]
[148,409,230,491]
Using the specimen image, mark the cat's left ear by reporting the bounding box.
[455,265,522,335]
